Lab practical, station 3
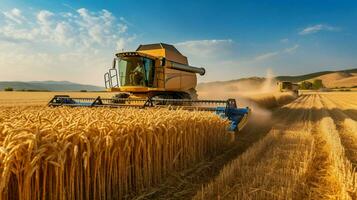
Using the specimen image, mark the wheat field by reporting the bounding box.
[0,91,356,200]
[0,106,233,200]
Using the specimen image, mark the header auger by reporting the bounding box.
[48,43,251,132]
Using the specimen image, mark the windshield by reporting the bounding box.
[118,57,155,87]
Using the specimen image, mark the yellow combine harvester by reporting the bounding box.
[277,81,299,95]
[49,43,250,131]
[105,43,204,99]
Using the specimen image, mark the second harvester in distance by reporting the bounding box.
[48,43,250,132]
[277,81,299,96]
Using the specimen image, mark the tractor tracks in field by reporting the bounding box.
[300,94,356,199]
[298,94,340,199]
[320,94,357,168]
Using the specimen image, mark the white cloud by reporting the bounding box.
[175,39,233,50]
[165,39,304,83]
[2,8,25,24]
[174,40,301,82]
[0,7,135,85]
[36,10,54,38]
[173,39,235,82]
[255,44,299,61]
[74,8,119,46]
[0,8,133,48]
[175,39,233,60]
[37,10,54,25]
[116,38,126,50]
[299,24,340,35]
[118,24,128,34]
[284,44,299,54]
[119,17,133,26]
[254,51,280,61]
[54,21,74,46]
[116,34,136,50]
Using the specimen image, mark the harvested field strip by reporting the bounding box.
[193,95,315,199]
[194,94,357,199]
[325,94,357,107]
[0,106,232,200]
[323,94,357,121]
[325,94,357,108]
[320,94,357,168]
[303,94,355,199]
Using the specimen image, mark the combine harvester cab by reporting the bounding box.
[48,43,251,132]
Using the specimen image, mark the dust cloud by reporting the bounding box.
[198,69,278,96]
[197,69,281,124]
[260,69,276,93]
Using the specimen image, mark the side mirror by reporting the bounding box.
[160,58,166,67]
[112,58,116,69]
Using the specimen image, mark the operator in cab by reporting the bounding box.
[129,62,144,85]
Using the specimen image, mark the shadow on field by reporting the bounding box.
[134,110,274,200]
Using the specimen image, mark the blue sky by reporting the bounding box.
[0,0,356,85]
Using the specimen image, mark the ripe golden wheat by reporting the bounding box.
[0,106,232,200]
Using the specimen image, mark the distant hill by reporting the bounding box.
[276,68,357,83]
[304,71,357,88]
[0,81,104,91]
[198,68,357,90]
